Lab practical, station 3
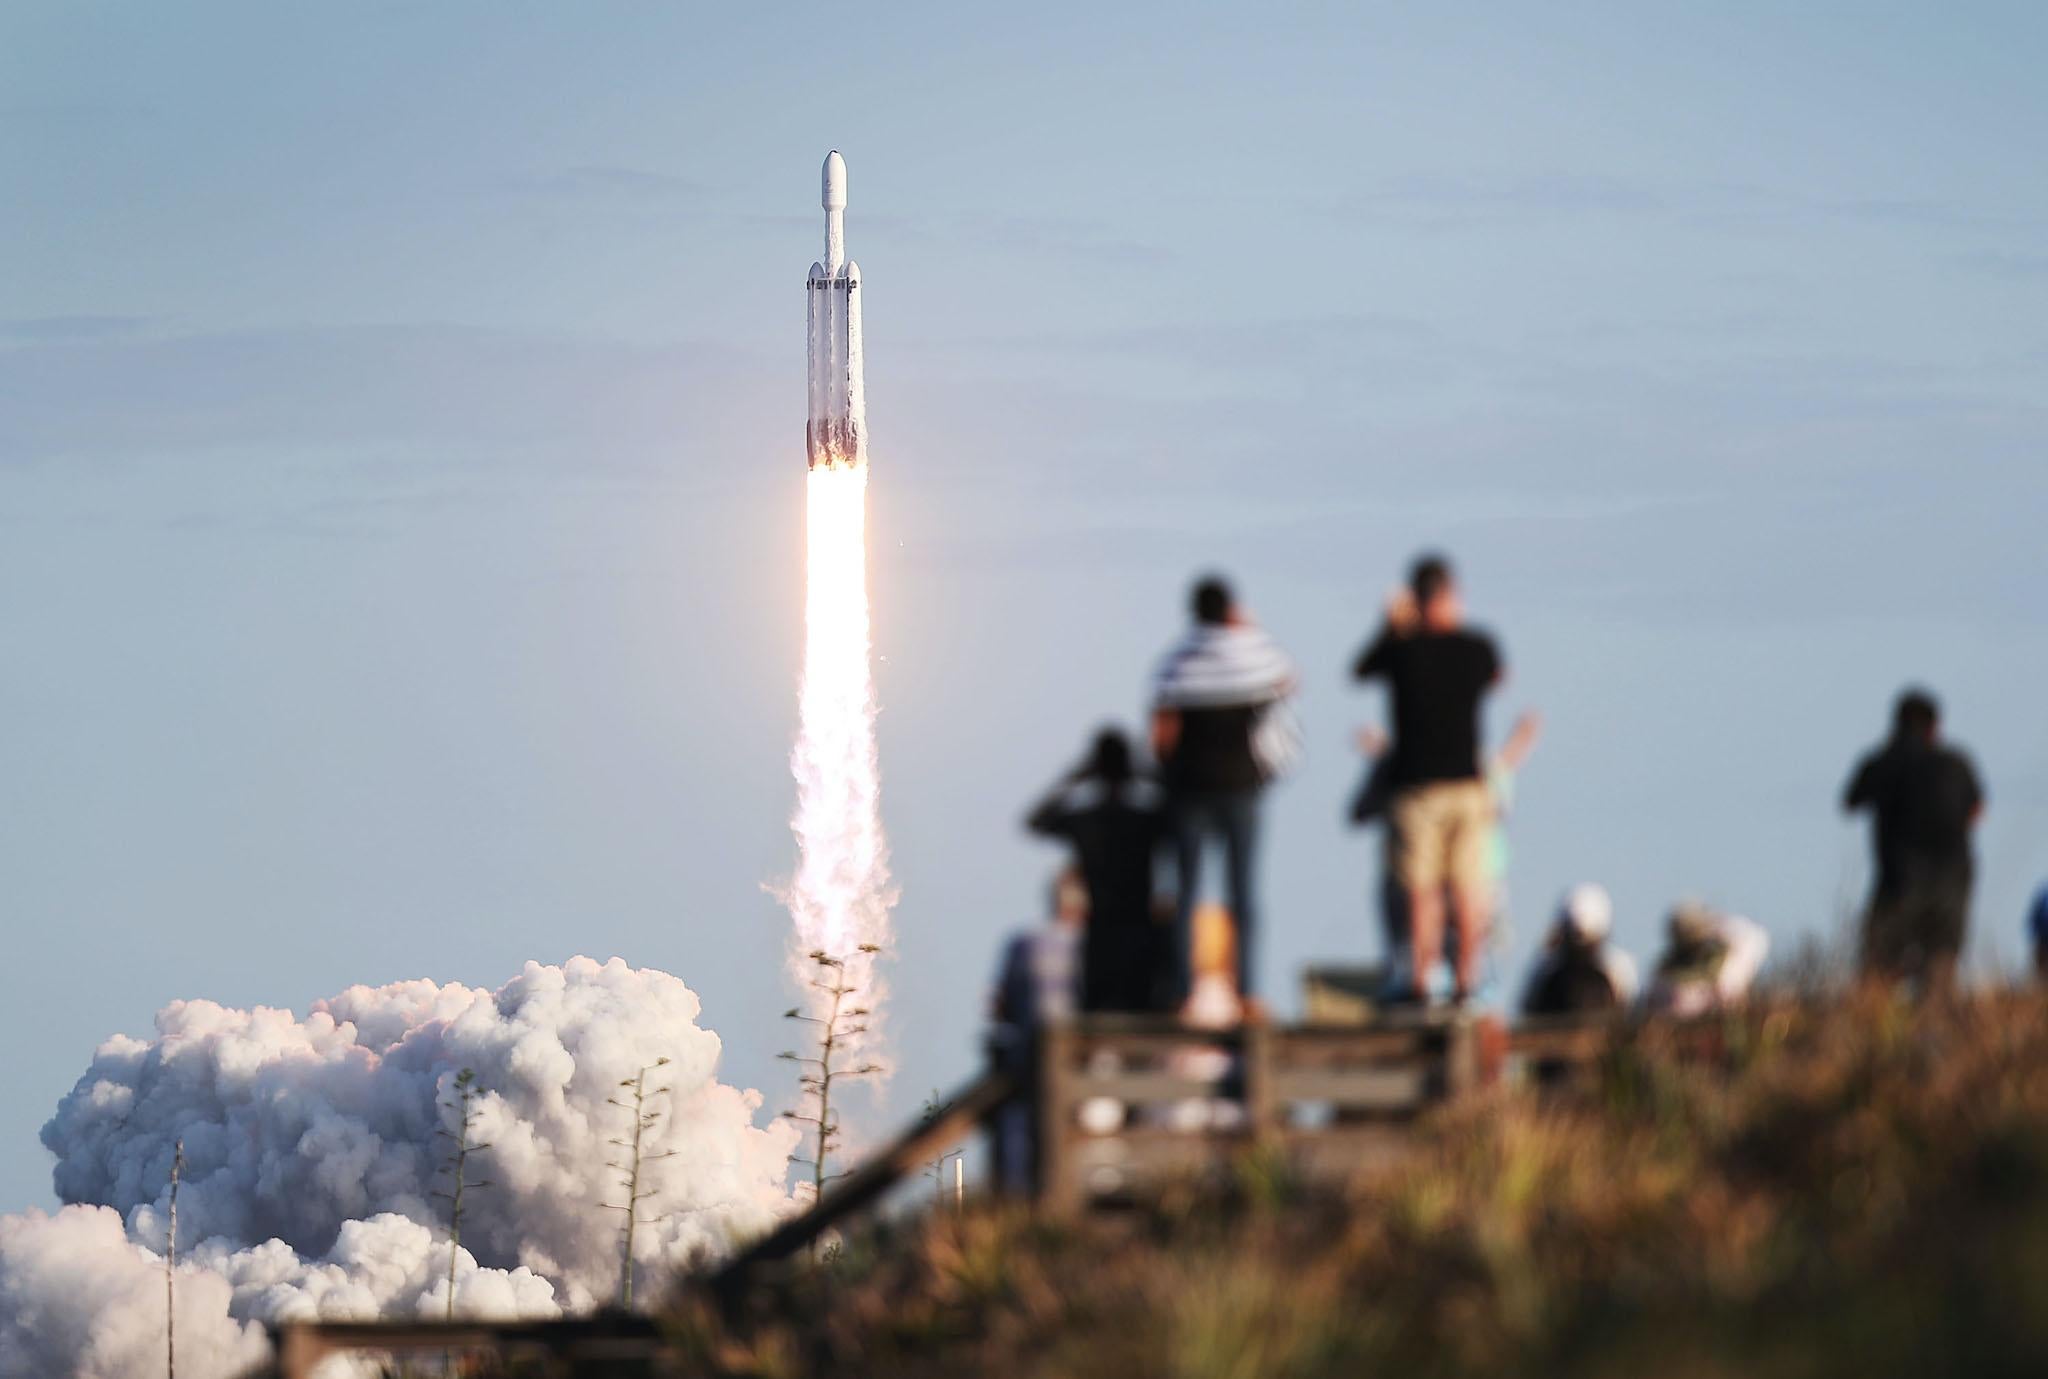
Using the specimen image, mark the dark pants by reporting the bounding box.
[1863,862,1972,986]
[1171,790,1262,1001]
[1083,924,1159,1013]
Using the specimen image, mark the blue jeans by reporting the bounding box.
[1171,790,1263,1001]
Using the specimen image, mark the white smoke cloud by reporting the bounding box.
[4,957,800,1377]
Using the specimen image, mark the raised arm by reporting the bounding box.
[1352,628,1395,681]
[1353,589,1417,680]
[1495,710,1542,774]
[1842,754,1878,813]
[1025,768,1087,838]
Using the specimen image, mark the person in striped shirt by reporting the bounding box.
[1150,575,1299,1013]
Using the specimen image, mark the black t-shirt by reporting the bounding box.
[1844,739,1983,889]
[1162,705,1264,795]
[1353,627,1502,786]
[1027,785,1165,929]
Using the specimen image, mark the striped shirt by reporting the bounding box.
[1152,624,1297,793]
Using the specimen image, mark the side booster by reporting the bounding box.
[806,150,865,471]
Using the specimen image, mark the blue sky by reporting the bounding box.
[3,2,2046,1210]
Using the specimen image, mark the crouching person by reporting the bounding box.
[1643,902,1768,1017]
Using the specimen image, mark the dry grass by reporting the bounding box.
[672,989,2048,1378]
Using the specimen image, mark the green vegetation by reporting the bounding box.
[676,991,2048,1378]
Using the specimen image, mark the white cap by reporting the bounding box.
[1558,884,1613,942]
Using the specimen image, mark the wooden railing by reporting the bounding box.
[269,1314,666,1378]
[1029,1012,1494,1212]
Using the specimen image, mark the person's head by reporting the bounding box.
[1080,727,1136,786]
[1555,884,1613,946]
[1191,575,1234,627]
[1892,688,1940,744]
[1665,900,1722,960]
[1409,553,1461,630]
[1051,868,1089,927]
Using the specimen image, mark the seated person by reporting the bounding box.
[1521,884,1638,1016]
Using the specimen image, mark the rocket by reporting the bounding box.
[806,151,865,471]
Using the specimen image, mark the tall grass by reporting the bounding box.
[674,990,2048,1378]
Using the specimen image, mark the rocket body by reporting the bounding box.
[806,151,865,471]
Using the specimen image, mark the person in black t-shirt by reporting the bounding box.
[1353,554,1503,1005]
[1025,729,1168,1013]
[1150,576,1298,1009]
[1843,688,1985,988]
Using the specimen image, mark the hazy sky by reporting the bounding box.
[4,2,2046,1211]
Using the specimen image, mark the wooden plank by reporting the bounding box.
[272,1316,667,1378]
[1506,1018,1619,1062]
[1268,1065,1428,1109]
[1243,1022,1277,1139]
[1062,1070,1231,1104]
[1067,1029,1245,1060]
[1067,1132,1243,1187]
[1275,1025,1438,1059]
[1284,1127,1416,1180]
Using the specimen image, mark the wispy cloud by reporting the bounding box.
[1949,249,2048,279]
[0,315,153,344]
[0,98,158,130]
[1318,172,2046,238]
[0,322,777,470]
[500,164,707,203]
[910,313,1444,380]
[1326,171,1668,229]
[956,213,1170,267]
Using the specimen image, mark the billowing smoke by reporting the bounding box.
[785,466,894,1051]
[2,957,800,1377]
[0,1206,545,1378]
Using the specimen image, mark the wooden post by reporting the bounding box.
[1035,1022,1081,1215]
[273,1325,331,1379]
[1242,1022,1278,1142]
[1444,1013,1478,1101]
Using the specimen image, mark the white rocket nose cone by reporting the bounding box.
[822,151,847,211]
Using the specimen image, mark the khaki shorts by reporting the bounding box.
[1390,780,1493,895]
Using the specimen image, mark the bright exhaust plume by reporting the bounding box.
[785,466,892,1043]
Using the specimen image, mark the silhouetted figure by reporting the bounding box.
[1643,902,1768,1017]
[990,870,1086,1194]
[1025,729,1167,1013]
[1150,576,1297,1008]
[1521,884,1638,1017]
[1354,554,1504,1004]
[1843,689,1984,989]
[2029,883,2048,982]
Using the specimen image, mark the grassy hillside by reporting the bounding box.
[672,991,2048,1379]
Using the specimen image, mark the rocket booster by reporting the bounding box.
[806,151,865,471]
